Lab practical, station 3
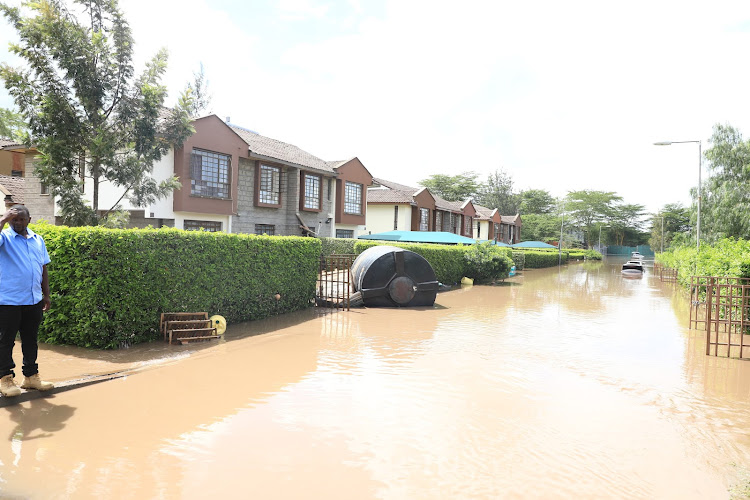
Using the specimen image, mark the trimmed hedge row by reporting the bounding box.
[352,240,513,284]
[568,249,603,261]
[522,250,570,268]
[34,224,321,349]
[320,237,357,256]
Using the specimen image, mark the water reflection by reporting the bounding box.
[1,260,750,498]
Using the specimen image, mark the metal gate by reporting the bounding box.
[316,254,354,310]
[689,276,750,360]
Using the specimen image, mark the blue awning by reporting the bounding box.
[511,240,558,249]
[358,231,477,245]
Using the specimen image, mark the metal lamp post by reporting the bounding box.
[652,216,665,254]
[653,140,701,251]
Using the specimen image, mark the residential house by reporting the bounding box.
[366,178,436,234]
[498,214,522,244]
[327,158,373,238]
[473,204,501,241]
[0,174,24,209]
[17,115,372,237]
[0,139,25,178]
[433,197,476,238]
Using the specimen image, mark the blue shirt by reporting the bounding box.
[0,226,51,305]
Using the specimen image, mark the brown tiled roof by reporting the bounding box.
[501,214,520,224]
[0,175,24,204]
[0,138,22,149]
[434,196,463,212]
[367,188,415,204]
[372,177,420,192]
[229,125,334,173]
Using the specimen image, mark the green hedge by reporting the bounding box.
[353,241,513,284]
[656,238,750,287]
[320,237,357,256]
[568,249,603,261]
[511,251,525,270]
[522,250,570,268]
[34,224,321,349]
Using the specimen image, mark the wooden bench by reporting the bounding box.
[159,312,219,344]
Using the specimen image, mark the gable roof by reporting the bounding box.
[0,138,22,149]
[0,175,24,204]
[228,123,334,174]
[473,204,498,221]
[372,177,420,192]
[367,188,416,204]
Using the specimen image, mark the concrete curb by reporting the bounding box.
[0,371,129,408]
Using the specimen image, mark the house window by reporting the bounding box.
[303,173,321,210]
[190,149,230,199]
[393,206,399,230]
[477,221,481,239]
[435,212,442,231]
[40,182,49,195]
[255,224,275,235]
[11,170,22,178]
[259,164,281,205]
[344,181,363,215]
[464,216,472,236]
[184,220,222,232]
[450,213,458,234]
[419,208,429,231]
[494,223,501,240]
[336,229,354,238]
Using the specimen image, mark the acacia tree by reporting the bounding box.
[565,190,622,248]
[419,171,479,201]
[0,0,195,225]
[519,188,555,214]
[649,203,691,252]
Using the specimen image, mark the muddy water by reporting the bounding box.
[2,259,750,499]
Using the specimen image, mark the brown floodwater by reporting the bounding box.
[2,259,750,499]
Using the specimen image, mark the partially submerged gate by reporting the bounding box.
[689,276,750,360]
[316,254,354,310]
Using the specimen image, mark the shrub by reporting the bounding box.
[320,237,357,256]
[34,225,321,349]
[511,251,525,270]
[656,238,750,287]
[463,242,513,282]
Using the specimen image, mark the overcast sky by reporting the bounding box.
[2,0,750,214]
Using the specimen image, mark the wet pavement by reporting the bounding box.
[1,259,750,499]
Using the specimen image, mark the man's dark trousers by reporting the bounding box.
[0,302,44,378]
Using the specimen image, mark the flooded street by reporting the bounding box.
[2,259,750,499]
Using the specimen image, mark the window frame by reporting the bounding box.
[336,229,354,238]
[190,148,231,200]
[255,224,276,235]
[256,163,282,208]
[343,181,363,215]
[419,207,429,231]
[300,172,323,212]
[184,219,222,232]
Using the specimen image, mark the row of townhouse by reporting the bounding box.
[0,115,521,244]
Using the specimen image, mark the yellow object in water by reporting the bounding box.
[461,277,474,285]
[209,314,227,335]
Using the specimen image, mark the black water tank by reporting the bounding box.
[351,246,438,307]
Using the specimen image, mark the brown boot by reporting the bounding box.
[21,373,54,391]
[1,374,21,397]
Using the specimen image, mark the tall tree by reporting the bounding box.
[519,188,555,214]
[475,168,520,215]
[0,106,27,140]
[0,0,195,225]
[565,190,622,248]
[607,203,646,246]
[701,123,750,240]
[649,203,690,252]
[419,171,479,201]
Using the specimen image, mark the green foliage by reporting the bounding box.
[0,106,27,140]
[462,242,513,282]
[519,189,556,214]
[656,238,750,287]
[0,0,195,223]
[521,250,570,268]
[649,203,691,252]
[320,237,357,256]
[475,169,520,215]
[418,171,479,202]
[34,225,320,349]
[511,251,525,270]
[565,190,623,247]
[567,249,603,260]
[519,213,561,243]
[702,124,750,241]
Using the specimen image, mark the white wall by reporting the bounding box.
[365,204,411,234]
[333,223,367,238]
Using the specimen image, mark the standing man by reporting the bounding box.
[0,205,54,397]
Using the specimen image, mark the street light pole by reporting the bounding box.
[653,140,701,251]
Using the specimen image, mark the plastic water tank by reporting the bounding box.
[351,246,438,307]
